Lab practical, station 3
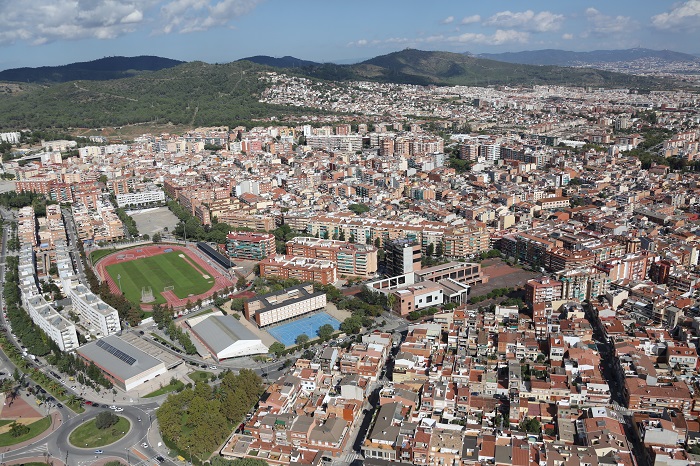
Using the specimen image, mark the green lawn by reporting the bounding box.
[0,416,52,447]
[90,248,120,264]
[106,251,214,305]
[189,370,214,383]
[144,380,185,398]
[68,416,130,448]
[0,420,12,427]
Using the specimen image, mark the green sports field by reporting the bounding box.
[105,251,215,305]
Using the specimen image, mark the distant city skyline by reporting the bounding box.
[2,0,699,71]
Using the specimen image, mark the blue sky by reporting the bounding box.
[1,1,699,70]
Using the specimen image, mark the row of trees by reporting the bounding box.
[3,255,112,394]
[3,256,51,356]
[157,370,263,463]
[151,303,198,354]
[115,207,139,237]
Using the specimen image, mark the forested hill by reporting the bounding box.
[0,56,185,84]
[0,61,326,130]
[291,49,669,88]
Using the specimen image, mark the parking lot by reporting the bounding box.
[128,206,179,237]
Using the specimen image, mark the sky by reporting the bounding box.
[1,0,699,71]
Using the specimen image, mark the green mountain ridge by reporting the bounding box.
[0,50,676,130]
[478,48,700,66]
[0,55,185,84]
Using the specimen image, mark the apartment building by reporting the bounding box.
[244,284,327,327]
[441,225,490,258]
[286,236,378,277]
[386,239,422,276]
[18,246,79,352]
[259,255,338,285]
[24,294,79,352]
[17,206,37,247]
[226,232,276,260]
[115,189,165,208]
[536,196,570,211]
[525,277,563,306]
[69,283,121,337]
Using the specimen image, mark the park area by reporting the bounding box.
[267,312,340,346]
[0,393,51,447]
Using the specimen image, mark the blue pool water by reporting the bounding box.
[267,312,341,346]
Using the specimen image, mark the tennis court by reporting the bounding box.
[267,312,341,346]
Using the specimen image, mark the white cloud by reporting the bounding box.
[562,33,574,40]
[652,0,700,31]
[484,10,564,32]
[584,7,637,35]
[0,0,154,45]
[159,0,260,34]
[461,15,481,25]
[442,16,455,24]
[348,29,529,48]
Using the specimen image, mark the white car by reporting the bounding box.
[114,407,124,412]
[109,405,117,410]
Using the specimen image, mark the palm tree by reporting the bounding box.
[67,394,83,408]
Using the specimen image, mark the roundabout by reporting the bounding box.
[68,413,131,449]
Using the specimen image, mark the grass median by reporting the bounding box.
[69,415,130,448]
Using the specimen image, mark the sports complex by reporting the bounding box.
[266,312,341,346]
[93,244,234,310]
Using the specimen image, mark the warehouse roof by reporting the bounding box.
[77,334,164,381]
[191,315,260,354]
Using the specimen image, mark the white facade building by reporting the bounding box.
[70,283,121,337]
[116,190,165,207]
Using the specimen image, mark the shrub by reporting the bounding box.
[95,411,119,430]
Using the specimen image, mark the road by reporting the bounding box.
[0,207,177,466]
[62,207,89,282]
[1,404,163,466]
[588,306,647,466]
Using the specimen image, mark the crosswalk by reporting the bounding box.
[16,443,48,456]
[334,451,363,465]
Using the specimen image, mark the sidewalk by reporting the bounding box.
[4,455,66,466]
[148,418,187,465]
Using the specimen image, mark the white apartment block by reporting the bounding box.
[0,131,20,144]
[19,247,78,352]
[23,294,79,352]
[116,190,166,208]
[69,283,121,337]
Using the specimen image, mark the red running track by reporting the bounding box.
[93,244,234,311]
